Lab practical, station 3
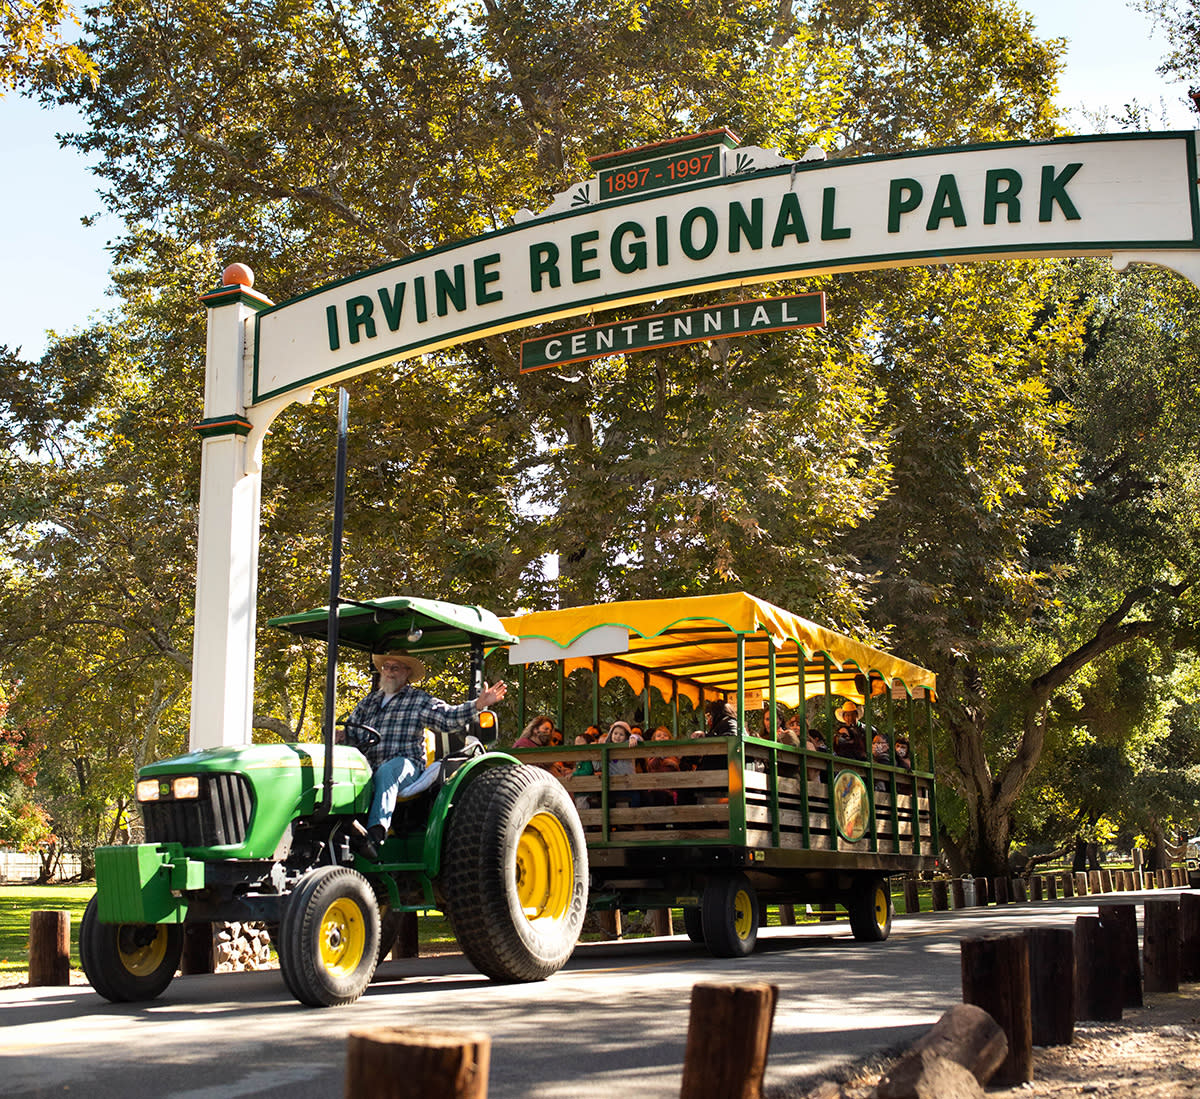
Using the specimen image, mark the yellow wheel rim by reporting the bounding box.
[117,925,168,977]
[733,888,754,941]
[318,898,366,976]
[516,811,574,923]
[873,886,888,929]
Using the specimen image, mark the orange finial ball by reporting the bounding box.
[222,263,254,288]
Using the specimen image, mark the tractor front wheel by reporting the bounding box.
[80,895,183,1003]
[442,764,588,982]
[278,866,380,1006]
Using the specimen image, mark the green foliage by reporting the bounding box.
[3,0,1091,874]
[0,0,95,94]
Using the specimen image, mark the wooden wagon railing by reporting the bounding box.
[511,737,935,856]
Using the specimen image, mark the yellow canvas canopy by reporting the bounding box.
[500,592,936,711]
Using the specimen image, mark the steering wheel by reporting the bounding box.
[336,719,381,749]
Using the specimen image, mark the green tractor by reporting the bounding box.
[81,596,589,1007]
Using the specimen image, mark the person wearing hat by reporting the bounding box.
[832,701,867,761]
[348,649,507,854]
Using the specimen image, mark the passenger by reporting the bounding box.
[571,734,597,810]
[832,702,867,761]
[706,699,739,737]
[778,716,802,748]
[513,714,554,749]
[582,724,602,743]
[606,720,640,808]
[646,726,681,806]
[894,737,914,772]
[872,730,893,791]
[805,727,829,782]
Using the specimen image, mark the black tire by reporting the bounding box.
[80,895,183,1003]
[278,866,380,1006]
[682,905,705,944]
[701,873,759,957]
[848,875,893,942]
[441,763,588,981]
[1189,872,1200,890]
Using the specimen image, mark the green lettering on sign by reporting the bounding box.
[520,292,826,372]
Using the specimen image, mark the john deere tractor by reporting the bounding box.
[80,596,589,1007]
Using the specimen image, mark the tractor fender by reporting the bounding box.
[422,752,522,878]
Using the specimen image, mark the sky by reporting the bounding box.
[0,0,1194,361]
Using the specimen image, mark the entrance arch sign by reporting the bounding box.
[252,131,1199,404]
[192,130,1200,750]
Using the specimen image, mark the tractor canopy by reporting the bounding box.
[268,595,518,654]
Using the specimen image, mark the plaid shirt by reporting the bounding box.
[349,687,476,772]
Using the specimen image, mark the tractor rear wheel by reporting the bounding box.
[80,895,183,1002]
[682,905,705,943]
[278,866,380,1006]
[442,763,588,981]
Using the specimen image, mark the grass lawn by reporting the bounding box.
[1,884,95,983]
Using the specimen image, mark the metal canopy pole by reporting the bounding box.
[316,387,349,818]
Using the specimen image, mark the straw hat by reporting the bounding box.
[834,701,861,723]
[371,651,427,682]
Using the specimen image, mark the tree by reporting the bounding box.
[1,0,1071,867]
[0,0,95,93]
[856,258,1200,874]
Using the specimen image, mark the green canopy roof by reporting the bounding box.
[268,596,518,655]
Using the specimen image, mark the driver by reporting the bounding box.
[347,650,507,855]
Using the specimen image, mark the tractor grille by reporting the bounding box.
[142,773,255,848]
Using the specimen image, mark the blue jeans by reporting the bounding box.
[367,755,420,832]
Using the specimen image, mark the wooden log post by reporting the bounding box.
[951,878,966,909]
[1075,872,1089,897]
[1133,848,1144,874]
[992,877,1010,905]
[1025,927,1074,1046]
[903,877,921,915]
[28,910,70,986]
[650,908,674,936]
[1144,898,1181,994]
[392,912,419,959]
[1012,878,1028,903]
[595,909,622,938]
[960,934,1033,1087]
[1180,891,1200,982]
[1045,874,1057,901]
[974,876,989,905]
[1099,869,1113,893]
[1060,872,1074,899]
[930,879,949,911]
[778,904,796,926]
[181,922,215,975]
[1088,870,1102,895]
[876,1004,1008,1097]
[1031,876,1043,902]
[680,982,778,1099]
[346,1027,490,1099]
[1098,904,1143,1008]
[1075,915,1122,1021]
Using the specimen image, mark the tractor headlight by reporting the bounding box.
[136,778,161,802]
[172,776,200,800]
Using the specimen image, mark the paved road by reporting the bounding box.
[1,890,1181,1098]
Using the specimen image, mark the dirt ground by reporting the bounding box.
[785,986,1200,1098]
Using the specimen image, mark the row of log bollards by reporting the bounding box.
[960,892,1200,1087]
[346,981,777,1099]
[901,865,1190,914]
